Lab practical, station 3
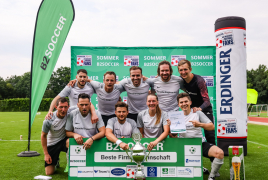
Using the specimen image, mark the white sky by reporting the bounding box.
[0,0,268,79]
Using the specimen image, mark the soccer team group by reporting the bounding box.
[41,60,224,180]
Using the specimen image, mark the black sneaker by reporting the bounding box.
[208,177,215,180]
[203,167,209,174]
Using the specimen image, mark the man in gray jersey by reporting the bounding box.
[106,102,139,150]
[41,97,69,175]
[176,93,224,180]
[119,66,154,121]
[46,69,98,123]
[65,93,105,150]
[146,61,185,113]
[89,71,124,126]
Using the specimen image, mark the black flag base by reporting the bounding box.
[17,151,40,157]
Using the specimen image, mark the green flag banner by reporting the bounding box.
[31,0,74,126]
[247,89,258,104]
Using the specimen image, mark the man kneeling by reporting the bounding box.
[105,102,139,150]
[41,97,69,175]
[175,93,224,180]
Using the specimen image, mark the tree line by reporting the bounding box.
[0,67,70,100]
[0,65,267,104]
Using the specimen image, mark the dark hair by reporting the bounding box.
[104,71,116,80]
[115,102,128,111]
[177,93,191,102]
[77,69,88,75]
[157,61,173,76]
[177,59,192,69]
[56,97,69,106]
[78,93,91,102]
[147,94,161,125]
[129,66,142,74]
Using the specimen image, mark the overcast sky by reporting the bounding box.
[1,0,267,79]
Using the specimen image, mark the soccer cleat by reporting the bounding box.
[208,177,215,180]
[215,172,220,177]
[64,164,69,173]
[203,167,209,174]
[56,158,60,168]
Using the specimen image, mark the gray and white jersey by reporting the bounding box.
[65,109,104,138]
[146,75,184,112]
[42,111,67,147]
[90,81,124,115]
[120,78,152,114]
[137,109,169,138]
[179,111,211,141]
[58,82,95,107]
[106,117,139,138]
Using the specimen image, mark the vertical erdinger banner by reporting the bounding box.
[30,0,74,126]
[215,17,247,154]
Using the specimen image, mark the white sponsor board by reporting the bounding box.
[70,167,78,177]
[161,167,176,177]
[215,28,247,138]
[194,167,202,177]
[110,167,126,177]
[126,165,144,179]
[93,167,110,177]
[77,167,94,177]
[70,156,86,167]
[144,166,161,177]
[177,167,194,177]
[70,145,86,156]
[184,145,201,156]
[185,156,201,167]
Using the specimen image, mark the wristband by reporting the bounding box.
[91,137,94,141]
[116,140,122,146]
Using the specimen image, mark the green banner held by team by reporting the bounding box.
[31,0,75,126]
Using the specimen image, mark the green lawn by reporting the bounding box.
[0,112,267,179]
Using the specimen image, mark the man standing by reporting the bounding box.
[176,93,224,180]
[177,60,215,145]
[41,97,69,175]
[146,61,185,112]
[46,69,98,123]
[90,71,124,126]
[105,102,139,150]
[119,66,154,121]
[65,93,105,150]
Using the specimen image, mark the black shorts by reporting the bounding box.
[45,137,68,167]
[203,111,216,145]
[127,113,138,122]
[202,141,214,158]
[102,114,116,127]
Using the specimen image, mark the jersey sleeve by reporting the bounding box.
[106,118,116,130]
[42,120,52,133]
[197,111,211,124]
[119,78,129,87]
[162,111,169,126]
[197,77,211,110]
[90,81,101,90]
[58,85,72,97]
[96,111,105,129]
[114,84,125,93]
[137,112,144,128]
[86,82,96,94]
[172,75,185,91]
[65,112,74,131]
[129,120,140,134]
[145,78,155,90]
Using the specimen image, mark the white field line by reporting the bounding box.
[247,140,268,148]
[21,120,25,121]
[248,121,268,126]
[0,140,40,141]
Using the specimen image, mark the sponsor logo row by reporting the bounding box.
[77,55,214,66]
[69,166,202,178]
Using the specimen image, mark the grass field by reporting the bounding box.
[0,112,268,180]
